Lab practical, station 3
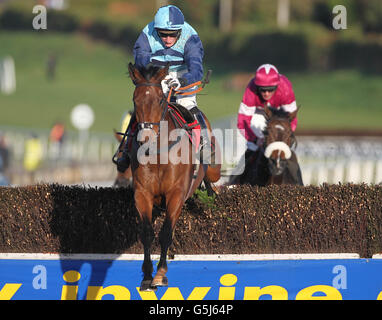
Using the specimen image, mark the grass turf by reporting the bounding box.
[1,31,382,133]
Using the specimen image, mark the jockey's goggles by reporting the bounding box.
[258,86,278,93]
[156,29,180,38]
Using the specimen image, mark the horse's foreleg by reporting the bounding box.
[135,191,155,291]
[286,155,304,186]
[152,190,184,288]
[140,216,154,291]
[151,218,171,287]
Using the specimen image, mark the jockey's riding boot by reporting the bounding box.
[117,144,130,173]
[116,113,136,173]
[245,148,259,163]
[190,106,210,162]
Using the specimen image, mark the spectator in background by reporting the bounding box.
[23,133,43,184]
[49,121,66,159]
[0,133,10,186]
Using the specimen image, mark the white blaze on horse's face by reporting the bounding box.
[274,124,285,131]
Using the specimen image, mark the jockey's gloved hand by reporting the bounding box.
[161,75,171,93]
[168,78,182,90]
[250,113,267,139]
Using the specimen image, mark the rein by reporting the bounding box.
[135,77,208,127]
[133,81,194,154]
[166,69,212,102]
[134,81,168,130]
[264,115,297,151]
[112,69,212,165]
[131,72,211,152]
[260,115,298,181]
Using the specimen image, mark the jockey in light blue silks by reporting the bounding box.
[117,5,208,173]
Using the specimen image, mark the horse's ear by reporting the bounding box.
[263,104,273,120]
[128,62,144,84]
[153,63,170,83]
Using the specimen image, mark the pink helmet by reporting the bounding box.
[254,64,280,87]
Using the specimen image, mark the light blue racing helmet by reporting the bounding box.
[154,5,184,30]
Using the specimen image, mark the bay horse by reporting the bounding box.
[127,63,220,291]
[230,105,303,186]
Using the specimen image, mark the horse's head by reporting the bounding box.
[128,62,169,128]
[262,105,298,176]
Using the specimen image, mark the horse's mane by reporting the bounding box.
[134,64,163,81]
[268,107,290,119]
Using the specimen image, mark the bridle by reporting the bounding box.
[132,74,209,148]
[132,81,193,156]
[112,81,173,164]
[133,82,168,136]
[263,115,296,172]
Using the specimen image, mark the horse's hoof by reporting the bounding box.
[152,276,168,288]
[140,280,157,292]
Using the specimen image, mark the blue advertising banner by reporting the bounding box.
[0,254,381,300]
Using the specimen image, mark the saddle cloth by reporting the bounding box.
[168,104,201,152]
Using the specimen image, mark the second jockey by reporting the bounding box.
[237,63,298,168]
[117,5,208,173]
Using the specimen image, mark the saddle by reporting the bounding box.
[168,103,218,164]
[167,103,201,152]
[168,101,195,123]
